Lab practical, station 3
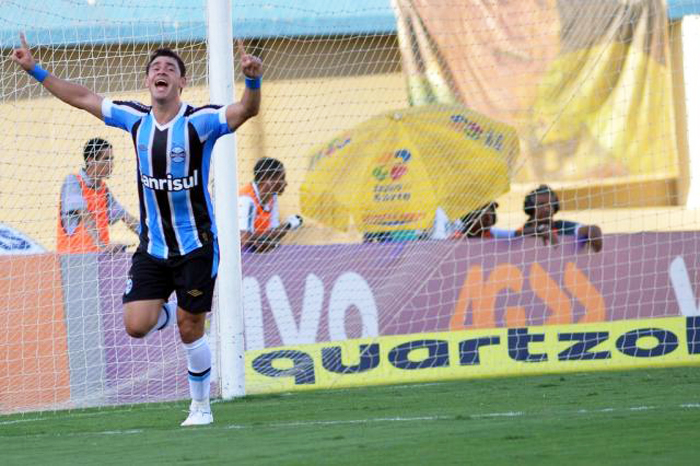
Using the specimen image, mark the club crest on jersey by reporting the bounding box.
[141,170,199,191]
[170,145,186,163]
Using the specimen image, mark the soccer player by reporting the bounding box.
[12,33,262,426]
[58,137,140,254]
[238,157,303,253]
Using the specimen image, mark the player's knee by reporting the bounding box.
[125,325,149,339]
[178,324,204,344]
[123,316,149,338]
[123,307,154,339]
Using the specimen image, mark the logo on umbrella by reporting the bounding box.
[372,149,411,182]
[309,135,352,170]
[451,114,505,152]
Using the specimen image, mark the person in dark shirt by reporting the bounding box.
[516,184,602,252]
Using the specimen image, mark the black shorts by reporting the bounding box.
[123,242,219,314]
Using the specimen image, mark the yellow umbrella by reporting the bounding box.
[300,104,519,233]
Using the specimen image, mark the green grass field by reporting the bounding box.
[2,367,699,465]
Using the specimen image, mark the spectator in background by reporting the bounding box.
[516,184,603,252]
[455,202,515,239]
[238,157,303,252]
[429,202,514,240]
[57,138,139,254]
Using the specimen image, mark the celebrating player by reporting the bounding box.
[12,33,262,426]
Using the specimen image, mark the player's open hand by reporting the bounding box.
[11,33,36,72]
[237,40,262,79]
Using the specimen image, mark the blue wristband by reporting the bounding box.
[28,64,49,83]
[245,76,261,90]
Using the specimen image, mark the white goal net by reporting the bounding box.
[1,0,699,414]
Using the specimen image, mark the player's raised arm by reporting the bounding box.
[11,33,103,120]
[225,40,262,131]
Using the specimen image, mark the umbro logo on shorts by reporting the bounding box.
[187,289,203,297]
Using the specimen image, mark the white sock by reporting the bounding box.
[183,336,211,403]
[147,302,177,336]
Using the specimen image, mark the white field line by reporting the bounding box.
[226,415,455,429]
[0,410,114,425]
[1,403,698,437]
[0,404,168,426]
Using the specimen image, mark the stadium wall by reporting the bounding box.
[3,233,699,411]
[0,254,70,411]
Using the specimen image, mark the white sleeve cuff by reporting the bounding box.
[101,98,113,119]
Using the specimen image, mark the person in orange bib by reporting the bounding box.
[238,157,303,253]
[57,138,139,254]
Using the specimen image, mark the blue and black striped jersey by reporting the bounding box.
[102,99,231,259]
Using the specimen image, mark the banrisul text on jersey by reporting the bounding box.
[140,171,199,191]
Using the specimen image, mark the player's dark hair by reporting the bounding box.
[523,184,560,218]
[254,157,285,182]
[146,48,186,77]
[83,138,112,163]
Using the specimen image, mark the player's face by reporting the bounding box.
[146,56,186,102]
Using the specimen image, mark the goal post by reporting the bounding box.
[207,0,246,400]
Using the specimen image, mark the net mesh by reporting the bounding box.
[1,0,699,413]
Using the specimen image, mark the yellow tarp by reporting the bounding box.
[393,0,677,182]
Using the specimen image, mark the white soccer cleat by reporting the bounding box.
[180,404,213,427]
